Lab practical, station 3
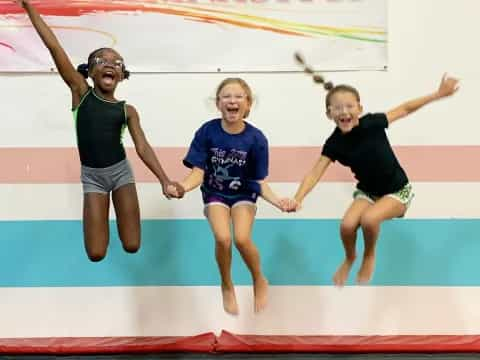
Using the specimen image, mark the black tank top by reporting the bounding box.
[73,88,127,168]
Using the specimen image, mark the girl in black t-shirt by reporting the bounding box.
[285,74,459,286]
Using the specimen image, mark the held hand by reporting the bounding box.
[437,73,460,99]
[162,182,173,199]
[171,182,185,199]
[165,182,185,199]
[279,198,301,212]
[278,198,294,212]
[290,199,302,212]
[277,198,289,212]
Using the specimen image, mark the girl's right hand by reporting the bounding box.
[280,198,301,212]
[171,182,185,199]
[165,184,177,198]
[166,183,184,199]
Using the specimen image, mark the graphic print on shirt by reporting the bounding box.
[208,147,247,192]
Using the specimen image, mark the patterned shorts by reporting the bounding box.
[353,183,414,209]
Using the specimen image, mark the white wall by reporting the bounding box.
[1,0,476,148]
[1,0,479,338]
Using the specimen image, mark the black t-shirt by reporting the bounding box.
[322,113,408,196]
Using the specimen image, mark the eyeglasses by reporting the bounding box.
[328,104,358,113]
[218,94,248,102]
[91,57,125,69]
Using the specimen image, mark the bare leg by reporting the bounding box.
[206,205,238,315]
[231,204,268,313]
[83,192,110,262]
[333,199,371,286]
[112,183,141,253]
[357,196,406,284]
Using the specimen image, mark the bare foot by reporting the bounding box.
[356,254,375,284]
[253,276,269,313]
[333,258,355,286]
[221,283,239,315]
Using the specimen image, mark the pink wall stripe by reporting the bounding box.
[0,146,477,183]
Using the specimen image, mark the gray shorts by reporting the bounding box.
[81,158,135,194]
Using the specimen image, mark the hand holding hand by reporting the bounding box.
[171,182,185,199]
[165,182,185,199]
[279,198,301,212]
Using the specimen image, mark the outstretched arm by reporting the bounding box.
[126,105,179,199]
[288,155,331,211]
[14,0,87,96]
[386,74,459,124]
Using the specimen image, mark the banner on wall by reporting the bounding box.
[0,0,387,72]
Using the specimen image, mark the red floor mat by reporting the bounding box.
[215,330,480,353]
[5,331,480,354]
[0,333,215,354]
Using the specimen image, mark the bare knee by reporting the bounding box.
[360,213,380,233]
[123,242,140,254]
[340,218,359,237]
[215,233,232,249]
[84,236,108,262]
[87,249,107,262]
[234,235,252,251]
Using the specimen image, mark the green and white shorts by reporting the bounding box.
[353,183,414,209]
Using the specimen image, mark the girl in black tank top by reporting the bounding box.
[17,0,185,261]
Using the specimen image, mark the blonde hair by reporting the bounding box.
[215,78,253,118]
[325,85,361,109]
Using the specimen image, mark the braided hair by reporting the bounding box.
[294,52,333,91]
[294,52,360,107]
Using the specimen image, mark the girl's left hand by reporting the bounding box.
[279,198,300,212]
[165,182,184,199]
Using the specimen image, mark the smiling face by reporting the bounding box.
[88,48,125,94]
[216,79,252,126]
[326,88,363,134]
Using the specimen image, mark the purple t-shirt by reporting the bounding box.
[183,118,269,198]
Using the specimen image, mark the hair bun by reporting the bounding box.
[324,81,334,91]
[77,63,89,78]
[312,74,325,84]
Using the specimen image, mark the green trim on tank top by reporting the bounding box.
[119,101,128,144]
[91,87,122,104]
[120,119,127,145]
[71,88,92,128]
